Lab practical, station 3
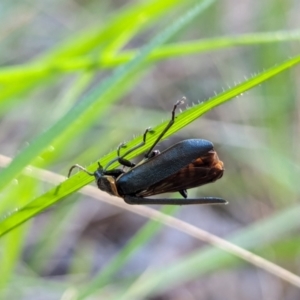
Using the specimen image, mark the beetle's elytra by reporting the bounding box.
[68,99,226,205]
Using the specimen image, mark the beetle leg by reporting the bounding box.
[118,157,135,168]
[117,142,127,157]
[104,127,153,171]
[102,143,126,171]
[119,127,153,158]
[116,143,136,168]
[144,98,185,158]
[179,189,188,199]
[123,196,227,205]
[103,168,124,177]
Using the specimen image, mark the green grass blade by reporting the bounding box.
[40,0,186,60]
[0,177,34,293]
[37,68,145,166]
[0,0,186,105]
[0,0,215,191]
[1,30,299,82]
[0,51,300,238]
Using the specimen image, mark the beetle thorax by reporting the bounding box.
[97,175,121,197]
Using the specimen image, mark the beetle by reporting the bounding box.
[68,100,227,205]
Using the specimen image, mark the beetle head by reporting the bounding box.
[94,162,123,197]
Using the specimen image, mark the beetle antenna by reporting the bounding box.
[68,164,94,178]
[144,98,184,158]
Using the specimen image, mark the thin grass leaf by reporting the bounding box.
[0,178,34,293]
[1,30,299,81]
[0,52,300,238]
[0,0,215,191]
[0,0,186,104]
[37,68,146,165]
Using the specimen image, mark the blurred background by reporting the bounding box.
[0,0,300,299]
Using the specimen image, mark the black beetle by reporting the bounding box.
[68,100,226,205]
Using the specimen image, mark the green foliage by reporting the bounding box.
[0,0,300,299]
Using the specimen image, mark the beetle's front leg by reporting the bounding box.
[118,157,135,168]
[115,143,135,168]
[119,127,153,158]
[114,127,154,168]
